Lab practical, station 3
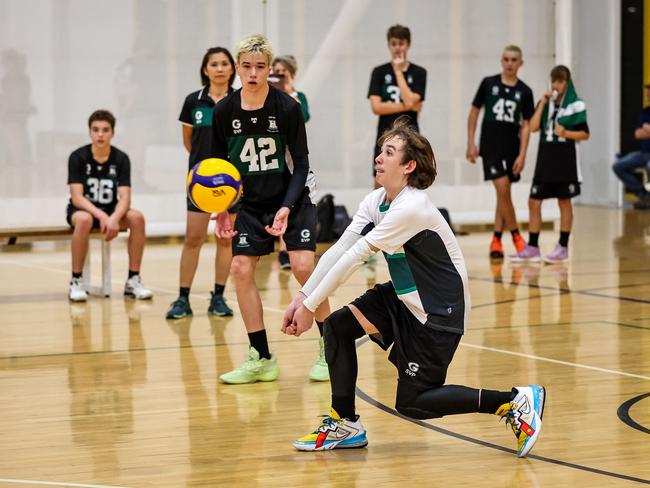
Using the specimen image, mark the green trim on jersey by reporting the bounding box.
[227,134,286,176]
[192,107,214,128]
[379,203,390,212]
[384,252,417,295]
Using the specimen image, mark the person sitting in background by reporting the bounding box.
[66,109,153,302]
[612,83,650,210]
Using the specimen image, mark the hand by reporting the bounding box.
[281,292,306,335]
[466,142,478,163]
[212,211,237,239]
[554,123,566,138]
[512,154,525,175]
[391,53,407,72]
[265,207,290,236]
[104,215,120,241]
[642,123,650,132]
[542,90,552,103]
[286,304,314,337]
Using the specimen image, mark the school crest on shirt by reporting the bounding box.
[407,74,413,84]
[109,165,117,177]
[514,91,521,101]
[384,74,392,84]
[492,85,499,96]
[267,116,278,133]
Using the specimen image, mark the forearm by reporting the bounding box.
[634,128,650,140]
[372,101,407,116]
[300,230,362,296]
[394,71,420,107]
[71,194,106,220]
[111,193,131,220]
[281,155,309,208]
[518,123,531,157]
[562,130,589,141]
[467,109,479,143]
[302,238,374,312]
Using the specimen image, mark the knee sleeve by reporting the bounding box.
[323,306,365,365]
[394,383,438,420]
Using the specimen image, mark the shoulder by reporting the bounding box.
[516,79,533,94]
[391,187,434,218]
[70,144,91,161]
[409,63,427,75]
[111,146,130,163]
[371,63,391,75]
[271,86,300,109]
[184,88,205,103]
[214,89,239,114]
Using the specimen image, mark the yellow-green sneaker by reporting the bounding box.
[294,408,368,451]
[308,337,329,382]
[219,346,279,384]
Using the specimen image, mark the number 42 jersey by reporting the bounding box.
[472,74,534,161]
[67,144,131,213]
[211,86,308,212]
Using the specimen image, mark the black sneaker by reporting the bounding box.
[208,292,233,316]
[278,250,291,270]
[166,296,193,319]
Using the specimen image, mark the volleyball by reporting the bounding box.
[186,158,242,213]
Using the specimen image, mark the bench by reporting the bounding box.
[0,226,113,297]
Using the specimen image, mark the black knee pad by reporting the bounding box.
[323,306,365,365]
[395,382,442,420]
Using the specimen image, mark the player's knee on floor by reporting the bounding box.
[323,306,365,365]
[395,384,443,420]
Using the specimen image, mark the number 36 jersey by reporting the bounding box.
[211,86,308,211]
[67,144,131,212]
[472,74,534,161]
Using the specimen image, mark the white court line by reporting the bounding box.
[0,479,127,488]
[0,258,288,314]
[460,342,650,381]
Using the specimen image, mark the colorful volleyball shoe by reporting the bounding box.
[496,385,546,458]
[294,409,368,451]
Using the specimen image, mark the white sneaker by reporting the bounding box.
[496,385,546,457]
[69,277,88,302]
[124,275,153,300]
[293,408,368,451]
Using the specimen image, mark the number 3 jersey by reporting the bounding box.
[472,74,534,161]
[67,144,131,212]
[211,86,308,212]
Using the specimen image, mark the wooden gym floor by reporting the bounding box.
[0,205,649,487]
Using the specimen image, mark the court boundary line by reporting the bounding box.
[0,479,127,488]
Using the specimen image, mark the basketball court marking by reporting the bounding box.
[0,479,127,488]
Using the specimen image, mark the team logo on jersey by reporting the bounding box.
[109,165,117,176]
[384,74,392,84]
[237,233,250,248]
[86,163,92,175]
[268,116,278,133]
[407,74,413,84]
[195,111,204,124]
[505,87,510,93]
[232,119,241,129]
[514,91,521,101]
[568,184,576,194]
[531,185,538,195]
[492,85,499,95]
[251,117,258,124]
[300,229,311,242]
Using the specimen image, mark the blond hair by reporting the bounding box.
[235,34,274,65]
[503,45,523,58]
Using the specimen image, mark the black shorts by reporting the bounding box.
[187,196,239,214]
[482,158,521,183]
[530,181,581,200]
[350,282,462,391]
[232,199,317,256]
[66,204,112,229]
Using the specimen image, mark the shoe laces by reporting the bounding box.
[312,415,340,433]
[497,403,520,436]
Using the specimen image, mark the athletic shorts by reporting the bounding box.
[187,196,239,214]
[482,158,521,183]
[350,282,462,391]
[66,204,113,229]
[529,181,581,200]
[232,198,317,256]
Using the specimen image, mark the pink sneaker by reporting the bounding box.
[544,244,569,264]
[509,245,541,262]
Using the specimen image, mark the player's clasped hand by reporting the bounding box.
[281,293,314,337]
[212,211,237,239]
[265,206,290,237]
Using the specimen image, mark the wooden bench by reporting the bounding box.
[0,226,113,297]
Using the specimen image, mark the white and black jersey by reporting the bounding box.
[348,187,470,335]
[211,86,309,212]
[472,75,535,161]
[67,144,130,212]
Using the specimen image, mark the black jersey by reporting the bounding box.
[472,75,535,161]
[367,62,427,140]
[211,86,309,212]
[534,103,590,183]
[179,86,234,169]
[67,144,131,212]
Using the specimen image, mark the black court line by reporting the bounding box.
[617,393,650,435]
[354,337,650,484]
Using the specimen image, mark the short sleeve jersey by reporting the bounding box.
[534,101,590,183]
[179,86,234,170]
[367,62,427,140]
[637,107,650,153]
[472,75,535,161]
[346,186,470,335]
[211,86,309,211]
[67,144,131,211]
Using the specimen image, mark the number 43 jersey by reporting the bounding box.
[472,74,534,161]
[211,86,308,211]
[67,144,131,212]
